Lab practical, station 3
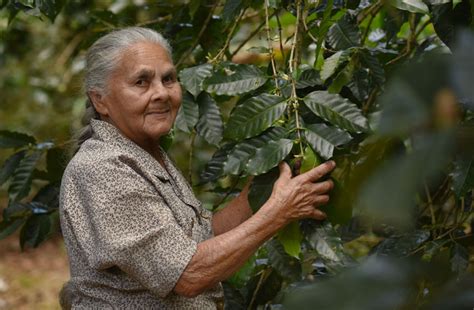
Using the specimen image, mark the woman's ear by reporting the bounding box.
[88,91,109,116]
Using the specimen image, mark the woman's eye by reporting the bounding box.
[163,75,176,85]
[136,79,148,87]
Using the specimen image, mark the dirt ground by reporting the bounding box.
[0,233,69,310]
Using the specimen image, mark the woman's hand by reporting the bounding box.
[262,160,336,225]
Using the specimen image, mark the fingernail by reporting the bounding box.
[329,160,336,168]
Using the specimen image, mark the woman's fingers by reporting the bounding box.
[278,161,292,180]
[311,209,327,220]
[298,161,336,183]
[311,180,334,194]
[313,194,330,206]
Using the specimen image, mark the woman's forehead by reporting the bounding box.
[117,41,174,75]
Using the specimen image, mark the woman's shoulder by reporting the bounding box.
[63,138,129,180]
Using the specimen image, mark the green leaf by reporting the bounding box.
[3,202,32,220]
[266,238,301,281]
[246,139,293,175]
[277,221,303,259]
[305,123,352,159]
[0,218,25,240]
[373,230,430,256]
[175,92,199,133]
[327,14,360,50]
[248,168,279,212]
[321,179,353,225]
[300,146,321,173]
[222,0,243,22]
[46,147,67,183]
[296,68,322,89]
[224,94,286,140]
[321,50,352,81]
[204,64,267,96]
[0,130,35,149]
[360,50,385,86]
[8,151,42,202]
[328,59,356,93]
[179,63,213,98]
[19,214,52,249]
[314,0,335,66]
[200,144,234,183]
[307,222,350,270]
[223,127,287,175]
[196,93,223,145]
[450,243,469,274]
[0,150,26,186]
[390,0,429,13]
[451,157,474,198]
[303,91,369,133]
[37,0,64,22]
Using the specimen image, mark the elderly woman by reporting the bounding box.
[59,27,335,309]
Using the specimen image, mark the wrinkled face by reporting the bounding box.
[92,41,181,153]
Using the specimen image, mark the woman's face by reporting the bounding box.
[92,41,182,152]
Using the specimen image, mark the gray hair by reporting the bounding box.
[74,27,172,152]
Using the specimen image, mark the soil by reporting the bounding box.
[0,233,69,310]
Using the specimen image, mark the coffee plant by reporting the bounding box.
[1,0,473,308]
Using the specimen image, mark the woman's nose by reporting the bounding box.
[150,81,170,102]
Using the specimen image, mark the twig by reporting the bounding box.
[275,11,286,64]
[56,32,85,67]
[136,15,172,27]
[176,2,218,67]
[288,0,305,157]
[230,18,266,58]
[209,8,246,63]
[247,268,270,310]
[425,182,437,237]
[264,0,280,94]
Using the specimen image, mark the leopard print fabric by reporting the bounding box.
[59,119,224,309]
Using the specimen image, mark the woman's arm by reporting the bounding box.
[173,161,335,297]
[211,182,252,236]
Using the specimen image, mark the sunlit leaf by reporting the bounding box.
[390,0,429,13]
[246,139,293,175]
[321,50,352,81]
[277,221,303,259]
[196,93,223,145]
[303,91,369,133]
[224,94,287,140]
[304,123,352,159]
[204,64,267,96]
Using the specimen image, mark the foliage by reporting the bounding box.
[1,0,474,308]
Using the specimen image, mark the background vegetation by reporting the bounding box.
[1,0,473,308]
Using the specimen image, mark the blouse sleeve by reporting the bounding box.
[62,155,198,298]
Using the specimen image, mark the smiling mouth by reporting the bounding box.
[146,109,170,115]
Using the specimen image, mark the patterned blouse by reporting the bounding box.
[59,119,224,309]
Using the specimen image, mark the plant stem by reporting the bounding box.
[210,8,246,63]
[288,0,305,158]
[247,268,271,310]
[230,19,267,57]
[264,0,280,94]
[176,2,218,67]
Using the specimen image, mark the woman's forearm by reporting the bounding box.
[211,182,252,235]
[174,199,285,297]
